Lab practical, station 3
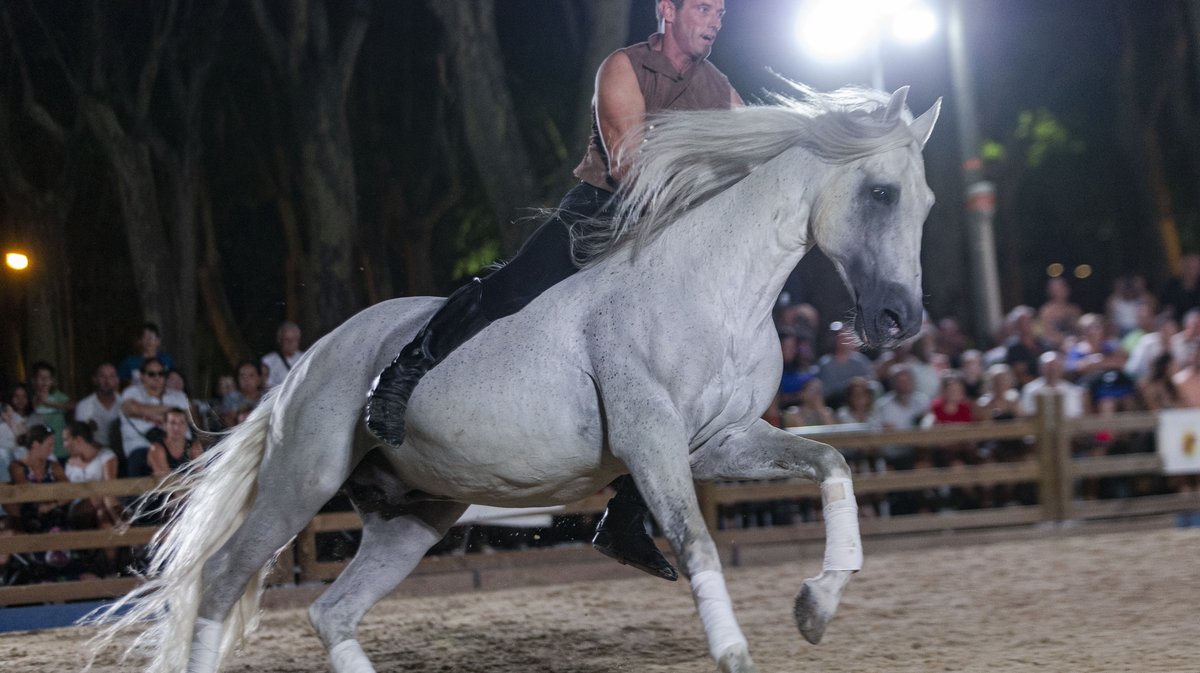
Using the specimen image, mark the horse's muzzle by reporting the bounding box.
[854,281,922,349]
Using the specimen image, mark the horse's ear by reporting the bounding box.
[909,97,942,149]
[884,86,910,122]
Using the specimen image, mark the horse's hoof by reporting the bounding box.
[716,643,759,673]
[794,570,851,644]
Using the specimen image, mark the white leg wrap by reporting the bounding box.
[187,617,223,673]
[821,478,863,572]
[330,639,375,673]
[690,569,748,662]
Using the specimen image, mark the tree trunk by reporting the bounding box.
[429,0,539,254]
[251,0,369,337]
[1115,2,1175,283]
[295,85,361,334]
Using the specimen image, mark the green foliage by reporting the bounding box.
[983,108,1086,171]
[451,202,503,280]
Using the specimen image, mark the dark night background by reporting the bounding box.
[1,0,1198,397]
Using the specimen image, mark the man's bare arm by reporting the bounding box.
[595,51,646,183]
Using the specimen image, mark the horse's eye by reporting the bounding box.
[870,186,896,205]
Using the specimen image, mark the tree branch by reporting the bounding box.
[336,0,371,98]
[2,5,69,146]
[250,0,288,70]
[134,0,178,122]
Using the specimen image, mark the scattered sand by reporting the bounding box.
[4,527,1198,672]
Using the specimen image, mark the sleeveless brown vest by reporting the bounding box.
[573,34,734,191]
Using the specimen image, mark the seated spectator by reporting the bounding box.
[117,322,175,387]
[62,422,121,530]
[4,425,70,534]
[836,377,879,428]
[1169,309,1200,367]
[73,363,123,454]
[926,372,975,425]
[221,361,265,427]
[876,364,933,431]
[975,363,1023,421]
[1038,276,1082,348]
[30,361,73,460]
[146,408,203,479]
[1,383,37,480]
[782,377,835,428]
[958,349,986,398]
[1125,312,1178,383]
[262,321,306,390]
[1019,351,1087,418]
[1139,353,1181,411]
[120,358,190,477]
[1065,313,1127,381]
[1106,274,1152,337]
[816,323,875,409]
[934,317,969,368]
[1003,306,1051,388]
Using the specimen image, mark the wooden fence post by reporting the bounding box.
[295,523,319,583]
[1035,393,1068,522]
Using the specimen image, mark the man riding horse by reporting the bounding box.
[368,0,742,581]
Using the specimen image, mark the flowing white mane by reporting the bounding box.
[571,85,920,266]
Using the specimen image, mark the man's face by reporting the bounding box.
[95,365,119,394]
[142,363,167,395]
[34,368,54,393]
[140,328,161,353]
[278,327,301,356]
[664,0,725,62]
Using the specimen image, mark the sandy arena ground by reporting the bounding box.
[2,527,1198,672]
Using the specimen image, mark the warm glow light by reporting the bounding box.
[1074,264,1093,279]
[5,252,29,271]
[1046,263,1064,277]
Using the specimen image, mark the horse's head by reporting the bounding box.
[810,87,941,349]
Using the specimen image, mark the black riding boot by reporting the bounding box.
[367,278,490,446]
[592,476,678,581]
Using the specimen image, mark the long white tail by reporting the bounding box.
[85,392,280,672]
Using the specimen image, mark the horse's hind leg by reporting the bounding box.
[310,502,467,673]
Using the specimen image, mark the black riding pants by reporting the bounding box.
[479,182,614,321]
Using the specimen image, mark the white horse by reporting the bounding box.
[88,86,939,673]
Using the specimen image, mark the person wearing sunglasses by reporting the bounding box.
[119,357,191,478]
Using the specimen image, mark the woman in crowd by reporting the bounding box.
[146,407,203,480]
[835,377,879,427]
[4,425,70,534]
[63,422,122,528]
[0,384,37,469]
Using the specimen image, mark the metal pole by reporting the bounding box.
[947,0,1003,345]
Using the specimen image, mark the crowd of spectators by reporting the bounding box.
[4,261,1200,579]
[741,266,1200,528]
[0,321,305,585]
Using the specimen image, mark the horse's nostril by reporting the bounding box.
[882,309,902,338]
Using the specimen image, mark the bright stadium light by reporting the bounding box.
[797,1,877,63]
[797,0,938,79]
[891,5,938,44]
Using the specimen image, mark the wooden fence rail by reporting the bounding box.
[2,396,1198,606]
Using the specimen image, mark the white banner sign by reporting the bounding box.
[1156,409,1200,475]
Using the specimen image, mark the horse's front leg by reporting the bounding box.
[608,404,757,673]
[691,419,863,645]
